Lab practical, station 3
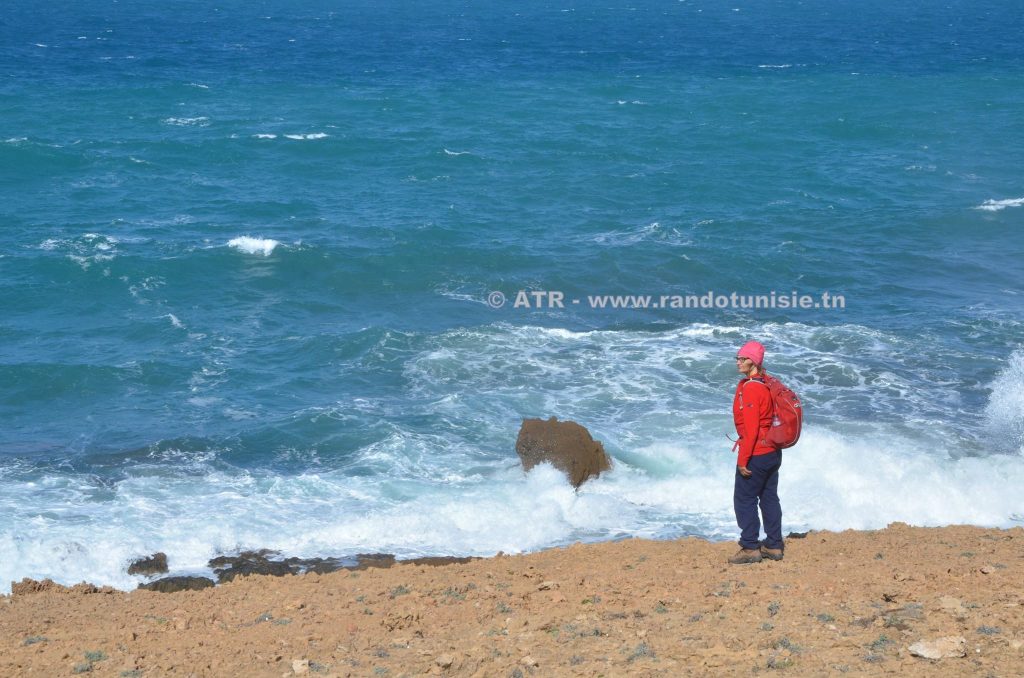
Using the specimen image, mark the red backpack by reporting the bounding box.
[756,373,803,449]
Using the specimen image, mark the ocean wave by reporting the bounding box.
[973,197,1024,212]
[227,236,280,256]
[402,320,991,455]
[253,133,277,139]
[162,117,210,126]
[590,221,691,246]
[283,133,329,140]
[2,417,1022,594]
[984,349,1024,454]
[36,233,120,270]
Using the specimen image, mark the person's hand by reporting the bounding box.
[738,466,752,478]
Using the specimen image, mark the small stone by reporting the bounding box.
[980,566,994,574]
[292,658,310,674]
[908,636,967,659]
[938,596,967,619]
[435,654,454,669]
[538,581,557,591]
[520,655,538,667]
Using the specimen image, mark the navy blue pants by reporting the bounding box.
[734,450,783,550]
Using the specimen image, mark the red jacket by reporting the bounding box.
[733,375,777,468]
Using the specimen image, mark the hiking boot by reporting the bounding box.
[760,545,784,561]
[728,548,763,565]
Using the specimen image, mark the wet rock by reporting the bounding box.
[353,553,397,570]
[515,416,611,488]
[127,552,169,576]
[203,549,476,581]
[908,636,967,659]
[786,531,809,539]
[405,556,478,567]
[138,576,216,593]
[282,556,348,575]
[209,550,295,582]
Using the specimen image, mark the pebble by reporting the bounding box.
[908,636,967,659]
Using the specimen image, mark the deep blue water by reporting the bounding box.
[2,0,1023,591]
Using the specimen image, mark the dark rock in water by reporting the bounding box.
[201,549,479,582]
[138,576,215,593]
[208,548,278,570]
[282,556,348,575]
[405,556,479,567]
[353,553,397,570]
[515,416,611,488]
[209,550,353,582]
[209,550,295,583]
[787,531,809,539]
[127,552,168,576]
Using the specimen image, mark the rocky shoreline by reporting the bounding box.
[3,523,1022,676]
[120,550,481,593]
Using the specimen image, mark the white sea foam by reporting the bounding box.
[253,133,277,139]
[436,289,491,305]
[227,236,280,256]
[443,148,472,156]
[974,197,1024,212]
[2,417,1022,594]
[984,349,1024,454]
[283,133,328,140]
[165,313,185,329]
[4,137,28,144]
[163,117,210,126]
[591,221,690,246]
[758,64,793,69]
[187,82,210,89]
[37,233,120,269]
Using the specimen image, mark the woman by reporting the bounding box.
[729,340,784,565]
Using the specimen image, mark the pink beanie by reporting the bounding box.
[737,340,765,365]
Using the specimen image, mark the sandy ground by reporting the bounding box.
[2,523,1022,677]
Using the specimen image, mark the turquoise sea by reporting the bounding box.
[2,0,1023,591]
